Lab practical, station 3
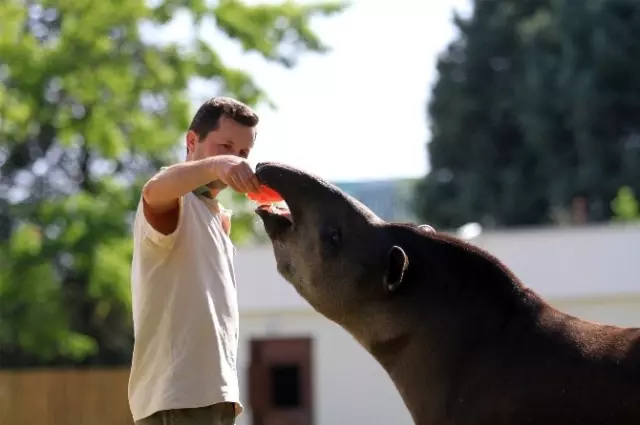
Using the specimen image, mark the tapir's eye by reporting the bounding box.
[321,225,342,250]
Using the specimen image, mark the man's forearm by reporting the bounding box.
[142,158,218,208]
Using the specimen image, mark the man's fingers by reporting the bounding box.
[222,162,261,194]
[236,170,254,193]
[231,164,259,193]
[226,174,245,193]
[241,167,261,193]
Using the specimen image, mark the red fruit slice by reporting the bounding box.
[247,185,283,205]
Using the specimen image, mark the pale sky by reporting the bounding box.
[155,0,472,182]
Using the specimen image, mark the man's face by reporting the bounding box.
[186,115,256,190]
[187,114,255,161]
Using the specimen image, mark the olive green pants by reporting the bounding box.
[135,403,236,425]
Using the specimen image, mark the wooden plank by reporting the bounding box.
[0,369,133,425]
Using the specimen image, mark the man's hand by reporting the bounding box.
[213,155,261,194]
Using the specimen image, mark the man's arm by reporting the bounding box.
[141,155,260,237]
[141,158,218,236]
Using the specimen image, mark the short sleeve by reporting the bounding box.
[219,204,233,236]
[135,195,185,249]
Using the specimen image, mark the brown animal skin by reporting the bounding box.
[253,161,640,425]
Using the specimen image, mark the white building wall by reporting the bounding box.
[235,311,413,425]
[550,296,640,327]
[468,223,640,298]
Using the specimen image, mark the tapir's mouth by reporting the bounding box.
[255,203,292,223]
[253,190,294,239]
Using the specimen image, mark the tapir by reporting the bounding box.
[253,161,640,425]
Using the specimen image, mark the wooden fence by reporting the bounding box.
[0,368,133,425]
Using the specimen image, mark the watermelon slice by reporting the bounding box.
[247,185,283,205]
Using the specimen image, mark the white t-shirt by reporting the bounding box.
[128,192,243,422]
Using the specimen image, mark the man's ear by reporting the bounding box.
[186,130,198,155]
[384,246,409,293]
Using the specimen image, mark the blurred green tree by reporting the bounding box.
[0,0,344,367]
[414,0,640,230]
[611,186,639,222]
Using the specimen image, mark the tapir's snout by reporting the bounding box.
[254,161,289,184]
[253,161,319,240]
[254,161,335,216]
[254,162,382,242]
[255,161,322,197]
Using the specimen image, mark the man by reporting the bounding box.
[129,97,262,425]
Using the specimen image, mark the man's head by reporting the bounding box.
[186,97,258,189]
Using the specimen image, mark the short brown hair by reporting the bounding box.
[188,96,259,140]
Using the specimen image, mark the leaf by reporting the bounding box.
[9,222,43,257]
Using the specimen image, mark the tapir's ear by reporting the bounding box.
[384,245,409,293]
[418,224,435,233]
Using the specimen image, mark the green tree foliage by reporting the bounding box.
[415,0,640,230]
[0,0,344,367]
[611,186,639,222]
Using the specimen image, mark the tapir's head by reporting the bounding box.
[254,162,533,354]
[253,162,447,341]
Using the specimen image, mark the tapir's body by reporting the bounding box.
[253,162,640,425]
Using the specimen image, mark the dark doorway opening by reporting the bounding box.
[270,364,301,407]
[249,337,313,425]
